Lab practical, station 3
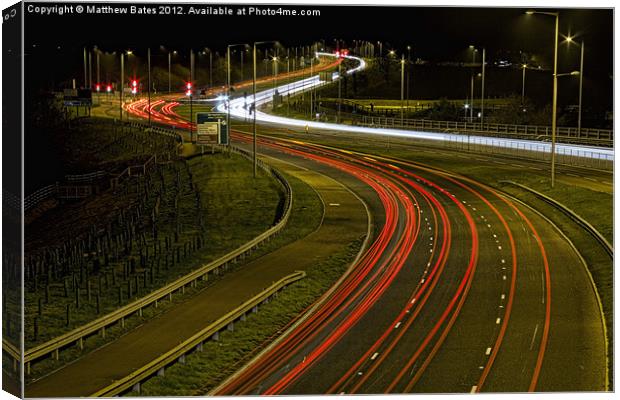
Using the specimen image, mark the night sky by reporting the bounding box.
[17,3,612,85]
[2,2,614,194]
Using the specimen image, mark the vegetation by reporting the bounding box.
[24,166,324,382]
[24,119,284,349]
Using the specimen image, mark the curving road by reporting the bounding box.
[211,136,606,394]
[117,57,608,394]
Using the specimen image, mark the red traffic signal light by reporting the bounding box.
[106,85,112,93]
[95,84,101,92]
[131,79,138,87]
[186,82,193,90]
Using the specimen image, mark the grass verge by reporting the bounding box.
[25,169,322,383]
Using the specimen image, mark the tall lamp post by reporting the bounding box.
[228,43,250,147]
[400,53,405,126]
[119,52,124,120]
[468,45,478,121]
[521,63,527,104]
[526,9,560,187]
[168,50,177,94]
[147,47,151,127]
[566,36,585,137]
[253,41,278,178]
[406,45,412,113]
[203,48,213,88]
[168,51,172,93]
[480,47,486,125]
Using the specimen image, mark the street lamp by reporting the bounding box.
[400,54,405,126]
[228,43,250,148]
[521,63,528,104]
[480,47,486,125]
[526,9,560,188]
[203,48,213,88]
[468,45,479,121]
[163,48,177,94]
[253,40,278,178]
[565,36,585,137]
[272,55,278,94]
[406,45,412,113]
[286,49,291,117]
[118,50,131,121]
[147,48,151,127]
[311,44,319,119]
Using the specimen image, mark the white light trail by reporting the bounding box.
[216,52,612,161]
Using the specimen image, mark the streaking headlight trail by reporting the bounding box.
[216,52,612,162]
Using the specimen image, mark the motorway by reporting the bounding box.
[25,139,369,397]
[64,51,610,395]
[214,136,606,394]
[117,90,608,394]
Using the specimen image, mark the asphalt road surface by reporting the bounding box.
[66,88,608,395]
[214,136,607,394]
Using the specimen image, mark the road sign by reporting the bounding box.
[196,112,229,145]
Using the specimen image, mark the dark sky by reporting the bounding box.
[4,2,613,193]
[11,3,614,100]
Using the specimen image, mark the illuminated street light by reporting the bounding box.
[468,45,479,121]
[400,54,405,126]
[521,63,527,104]
[406,45,412,112]
[227,43,251,148]
[162,46,177,94]
[253,40,279,177]
[564,36,585,137]
[526,9,560,187]
[272,55,279,95]
[557,71,580,77]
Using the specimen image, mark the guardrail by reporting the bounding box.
[109,154,158,189]
[357,115,612,144]
[501,181,613,258]
[293,105,612,147]
[24,185,57,212]
[24,184,94,212]
[125,120,185,143]
[56,185,92,200]
[65,171,108,183]
[7,123,293,376]
[91,270,306,397]
[2,339,20,373]
[25,119,182,209]
[443,135,613,171]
